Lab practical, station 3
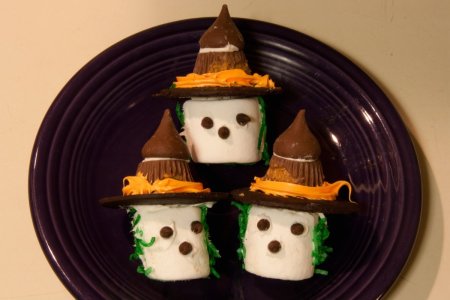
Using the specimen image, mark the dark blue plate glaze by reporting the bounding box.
[29,18,421,299]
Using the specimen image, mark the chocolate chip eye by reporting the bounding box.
[268,240,281,253]
[236,113,251,126]
[257,218,270,231]
[218,126,230,139]
[160,226,174,238]
[179,241,193,255]
[201,117,214,129]
[191,221,203,234]
[291,223,305,235]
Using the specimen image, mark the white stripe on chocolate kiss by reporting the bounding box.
[142,157,190,162]
[273,152,317,162]
[199,43,239,53]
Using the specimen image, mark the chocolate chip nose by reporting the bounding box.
[179,241,193,255]
[218,126,230,139]
[268,240,281,253]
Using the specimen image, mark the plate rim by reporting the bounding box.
[28,17,422,299]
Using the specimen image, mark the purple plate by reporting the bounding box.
[29,18,421,299]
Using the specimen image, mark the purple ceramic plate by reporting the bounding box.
[29,18,421,299]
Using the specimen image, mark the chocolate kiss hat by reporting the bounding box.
[100,109,228,207]
[232,109,359,214]
[193,4,249,75]
[159,5,281,98]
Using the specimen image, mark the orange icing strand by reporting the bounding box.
[122,173,210,196]
[174,69,275,88]
[249,177,352,201]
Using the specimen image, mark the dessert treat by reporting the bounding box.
[182,96,267,163]
[160,5,280,164]
[100,109,228,281]
[136,109,193,183]
[193,5,249,75]
[232,109,358,281]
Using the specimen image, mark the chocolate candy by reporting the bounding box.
[179,241,193,255]
[201,117,214,129]
[191,221,203,234]
[257,218,270,231]
[230,188,360,214]
[236,113,251,126]
[160,226,174,238]
[268,240,281,253]
[291,223,305,235]
[273,109,321,160]
[140,109,190,160]
[218,126,230,139]
[158,86,282,98]
[198,5,244,49]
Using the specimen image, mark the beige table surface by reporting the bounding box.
[2,0,449,299]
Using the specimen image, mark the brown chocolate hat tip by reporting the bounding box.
[140,109,190,160]
[199,4,244,49]
[273,109,321,159]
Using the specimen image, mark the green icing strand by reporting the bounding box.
[257,97,270,166]
[137,265,153,277]
[132,214,141,229]
[129,253,139,261]
[231,201,252,268]
[200,205,221,278]
[210,266,220,279]
[175,102,185,126]
[127,207,137,217]
[314,268,329,275]
[262,141,270,165]
[127,208,156,277]
[135,227,143,237]
[312,216,333,275]
[139,236,156,248]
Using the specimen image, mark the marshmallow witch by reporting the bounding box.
[232,109,359,280]
[100,109,227,281]
[160,5,281,164]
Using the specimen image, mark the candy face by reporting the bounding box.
[182,97,263,163]
[243,205,323,280]
[130,205,211,281]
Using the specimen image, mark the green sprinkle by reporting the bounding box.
[262,141,270,166]
[200,205,221,278]
[175,102,185,126]
[132,214,141,229]
[138,236,156,248]
[135,228,143,237]
[137,265,153,276]
[311,216,332,275]
[210,267,220,279]
[127,207,137,218]
[128,211,156,277]
[137,265,145,274]
[144,267,153,276]
[129,253,139,261]
[314,269,329,276]
[133,238,144,256]
[257,97,270,165]
[232,201,251,267]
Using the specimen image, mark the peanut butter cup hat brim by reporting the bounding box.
[231,188,359,214]
[100,192,230,208]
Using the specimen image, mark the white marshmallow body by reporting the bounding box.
[131,204,212,281]
[182,97,263,163]
[243,205,323,280]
